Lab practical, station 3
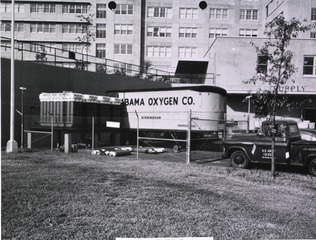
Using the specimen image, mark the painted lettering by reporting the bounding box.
[125,96,195,106]
[125,98,145,106]
[182,96,194,105]
[278,85,306,92]
[149,97,179,106]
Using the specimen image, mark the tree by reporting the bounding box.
[134,60,154,80]
[35,46,47,62]
[75,13,95,70]
[244,15,309,177]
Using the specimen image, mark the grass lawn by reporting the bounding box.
[1,150,316,240]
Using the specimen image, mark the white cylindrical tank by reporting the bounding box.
[118,85,226,132]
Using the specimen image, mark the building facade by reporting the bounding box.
[1,0,316,129]
[0,0,269,71]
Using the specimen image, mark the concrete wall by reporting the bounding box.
[209,37,316,94]
[1,58,170,147]
[207,36,316,125]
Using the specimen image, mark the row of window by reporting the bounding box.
[0,2,258,21]
[2,39,316,76]
[30,4,56,13]
[3,21,316,40]
[147,7,258,20]
[110,45,197,58]
[0,3,24,13]
[258,56,316,76]
[2,1,316,22]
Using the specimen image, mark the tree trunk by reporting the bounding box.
[271,136,276,178]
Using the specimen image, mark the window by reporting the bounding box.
[312,8,316,21]
[178,47,197,58]
[96,43,106,58]
[240,9,258,20]
[114,44,132,54]
[257,55,268,74]
[62,43,84,53]
[96,4,106,18]
[147,26,171,37]
[179,27,197,38]
[147,46,171,57]
[0,2,24,13]
[311,32,316,38]
[30,43,55,53]
[239,28,258,37]
[209,28,228,38]
[210,8,228,19]
[1,3,24,13]
[31,3,55,13]
[303,56,316,76]
[1,22,11,32]
[113,63,132,74]
[1,3,11,12]
[115,4,133,15]
[115,24,133,35]
[62,24,84,34]
[148,7,172,18]
[44,4,55,13]
[62,4,88,14]
[179,8,198,19]
[96,24,106,38]
[31,23,56,33]
[2,41,10,51]
[15,22,24,32]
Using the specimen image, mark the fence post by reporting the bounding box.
[135,111,139,159]
[27,132,31,149]
[64,133,72,153]
[186,110,192,164]
[51,115,53,152]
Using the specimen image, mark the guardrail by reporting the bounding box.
[1,36,215,84]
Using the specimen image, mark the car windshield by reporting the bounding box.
[289,124,299,135]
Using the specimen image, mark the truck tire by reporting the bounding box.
[308,159,316,176]
[230,151,250,169]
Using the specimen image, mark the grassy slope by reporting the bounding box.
[1,151,316,240]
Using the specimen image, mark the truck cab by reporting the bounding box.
[222,120,316,176]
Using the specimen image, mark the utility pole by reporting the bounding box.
[6,0,18,153]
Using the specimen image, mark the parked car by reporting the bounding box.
[300,129,316,141]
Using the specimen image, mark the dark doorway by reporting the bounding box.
[303,108,316,122]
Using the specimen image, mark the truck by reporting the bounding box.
[222,119,316,176]
[113,85,227,150]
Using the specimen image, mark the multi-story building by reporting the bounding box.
[1,0,316,128]
[0,0,266,71]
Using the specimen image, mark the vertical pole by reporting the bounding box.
[20,87,25,148]
[21,42,23,61]
[51,114,53,152]
[247,98,250,133]
[6,0,18,152]
[223,113,227,140]
[135,111,139,159]
[92,115,94,152]
[186,110,192,164]
[27,132,31,149]
[54,48,56,66]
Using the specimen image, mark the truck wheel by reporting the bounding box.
[308,159,316,176]
[231,151,249,169]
